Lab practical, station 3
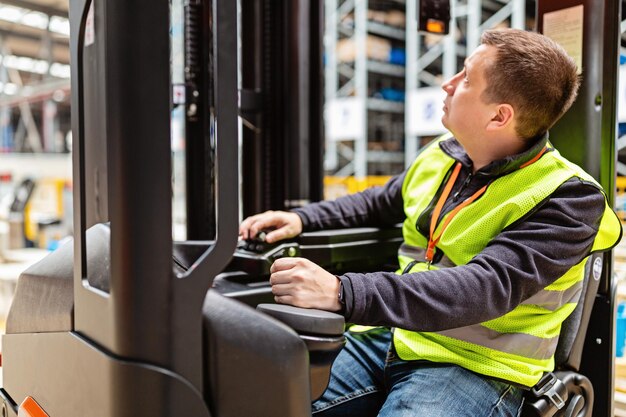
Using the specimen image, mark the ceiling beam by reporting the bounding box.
[0,0,67,18]
[0,77,70,107]
[0,28,68,47]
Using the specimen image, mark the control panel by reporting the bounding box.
[229,236,301,276]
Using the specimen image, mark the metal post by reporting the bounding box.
[354,0,368,179]
[405,0,418,167]
[324,0,339,172]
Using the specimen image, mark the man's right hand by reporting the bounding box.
[239,210,303,244]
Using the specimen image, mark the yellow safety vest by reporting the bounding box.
[355,137,622,387]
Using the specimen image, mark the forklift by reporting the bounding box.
[0,0,622,416]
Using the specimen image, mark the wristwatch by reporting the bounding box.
[338,279,346,313]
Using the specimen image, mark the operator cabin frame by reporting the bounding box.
[0,0,622,416]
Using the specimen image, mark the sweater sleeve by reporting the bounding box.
[292,172,406,231]
[341,177,607,332]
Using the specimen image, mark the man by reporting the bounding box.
[239,29,622,416]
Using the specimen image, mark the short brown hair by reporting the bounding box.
[480,29,580,140]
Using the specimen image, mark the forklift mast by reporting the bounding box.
[239,1,325,217]
[184,0,325,238]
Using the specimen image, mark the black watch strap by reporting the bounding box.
[338,279,346,314]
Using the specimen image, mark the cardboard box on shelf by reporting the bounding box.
[337,35,392,63]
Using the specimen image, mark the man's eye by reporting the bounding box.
[461,68,468,82]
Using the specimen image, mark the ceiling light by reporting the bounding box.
[0,5,68,37]
[49,16,70,36]
[2,55,48,74]
[0,54,70,78]
[0,5,25,23]
[52,89,66,102]
[50,63,70,78]
[21,11,49,30]
[3,83,18,95]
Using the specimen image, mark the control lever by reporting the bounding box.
[227,231,301,277]
[237,230,279,254]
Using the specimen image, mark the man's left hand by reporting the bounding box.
[270,257,342,312]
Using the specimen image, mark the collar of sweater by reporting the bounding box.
[438,133,550,178]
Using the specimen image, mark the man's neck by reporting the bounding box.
[464,136,528,173]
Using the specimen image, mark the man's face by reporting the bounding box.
[441,44,498,141]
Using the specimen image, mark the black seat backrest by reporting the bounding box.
[6,223,111,334]
[554,254,602,371]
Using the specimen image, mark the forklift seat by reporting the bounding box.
[522,254,603,417]
[6,223,111,334]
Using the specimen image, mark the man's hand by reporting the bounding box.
[239,210,303,243]
[270,257,342,312]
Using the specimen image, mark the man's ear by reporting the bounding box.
[486,104,514,131]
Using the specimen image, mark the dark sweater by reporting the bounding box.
[293,136,606,332]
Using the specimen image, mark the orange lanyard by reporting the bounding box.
[425,147,548,265]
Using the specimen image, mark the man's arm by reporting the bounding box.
[341,178,606,332]
[239,172,406,243]
[293,172,406,231]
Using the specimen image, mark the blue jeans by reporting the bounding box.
[312,328,524,417]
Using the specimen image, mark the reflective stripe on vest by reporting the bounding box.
[520,281,583,311]
[392,136,622,387]
[438,324,559,360]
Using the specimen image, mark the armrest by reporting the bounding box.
[257,304,345,336]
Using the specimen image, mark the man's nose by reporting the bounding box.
[442,70,463,94]
[442,78,455,95]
